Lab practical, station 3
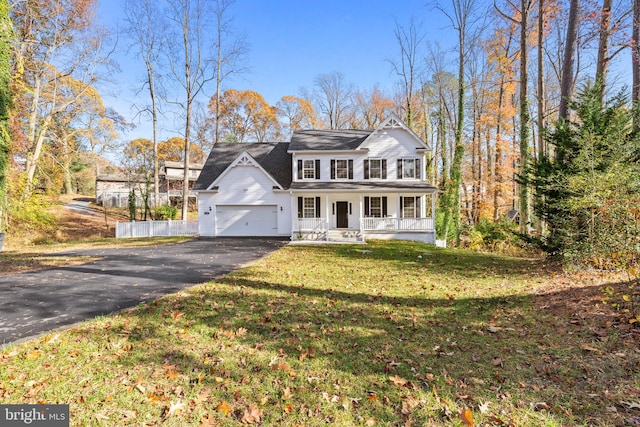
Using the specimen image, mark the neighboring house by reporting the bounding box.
[96,174,148,208]
[96,162,204,208]
[162,161,204,197]
[194,115,438,243]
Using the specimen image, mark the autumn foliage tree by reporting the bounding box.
[0,0,10,230]
[276,95,317,138]
[124,136,205,173]
[11,0,112,195]
[212,89,281,142]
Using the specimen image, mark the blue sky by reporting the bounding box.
[229,0,437,104]
[96,0,634,156]
[97,0,457,150]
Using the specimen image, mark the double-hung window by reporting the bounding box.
[297,196,321,218]
[297,159,320,180]
[397,158,421,179]
[364,158,387,179]
[400,196,421,218]
[364,196,388,217]
[331,159,353,180]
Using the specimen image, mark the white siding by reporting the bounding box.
[361,128,423,158]
[292,127,427,183]
[197,163,291,237]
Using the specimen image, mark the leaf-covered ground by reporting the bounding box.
[1,241,639,426]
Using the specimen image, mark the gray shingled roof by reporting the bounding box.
[194,142,291,191]
[290,181,437,192]
[289,129,372,151]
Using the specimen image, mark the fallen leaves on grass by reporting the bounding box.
[240,403,262,424]
[389,375,409,387]
[460,407,474,426]
[216,400,232,416]
[163,400,186,417]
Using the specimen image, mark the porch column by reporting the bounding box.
[359,194,364,236]
[325,194,330,237]
[290,191,296,239]
[431,192,436,231]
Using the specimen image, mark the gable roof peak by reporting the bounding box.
[362,114,430,151]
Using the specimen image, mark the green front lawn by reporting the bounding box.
[1,240,638,426]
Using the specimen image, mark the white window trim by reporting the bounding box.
[334,159,349,180]
[369,158,383,179]
[367,196,383,218]
[401,196,421,218]
[303,197,316,218]
[302,159,316,179]
[401,158,417,179]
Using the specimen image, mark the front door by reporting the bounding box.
[336,202,349,228]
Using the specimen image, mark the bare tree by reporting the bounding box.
[558,0,580,123]
[536,0,546,236]
[436,0,483,245]
[496,0,533,234]
[595,0,613,97]
[212,0,249,144]
[165,0,216,220]
[388,18,426,129]
[634,0,640,128]
[124,0,164,208]
[313,72,353,129]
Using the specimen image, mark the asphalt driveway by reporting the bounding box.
[0,237,288,346]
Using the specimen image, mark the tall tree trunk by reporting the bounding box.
[437,0,477,245]
[214,4,223,144]
[518,0,532,235]
[0,0,10,230]
[62,137,73,195]
[633,0,640,129]
[436,22,466,243]
[558,0,580,123]
[180,1,192,221]
[595,0,612,100]
[536,0,546,236]
[493,75,505,222]
[439,103,449,188]
[182,77,192,221]
[149,65,160,210]
[450,26,466,245]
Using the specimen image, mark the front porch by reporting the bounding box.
[291,191,437,244]
[291,217,436,243]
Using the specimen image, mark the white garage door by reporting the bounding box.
[215,205,278,236]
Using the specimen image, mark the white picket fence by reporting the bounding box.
[115,220,199,238]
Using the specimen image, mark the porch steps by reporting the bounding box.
[327,229,363,243]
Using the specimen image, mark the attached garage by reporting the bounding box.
[215,205,278,236]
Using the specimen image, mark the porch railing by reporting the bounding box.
[295,218,328,232]
[116,220,199,238]
[361,217,435,232]
[293,218,328,241]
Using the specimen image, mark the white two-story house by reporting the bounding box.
[194,115,437,243]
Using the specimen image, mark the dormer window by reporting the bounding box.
[397,158,421,179]
[297,159,320,180]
